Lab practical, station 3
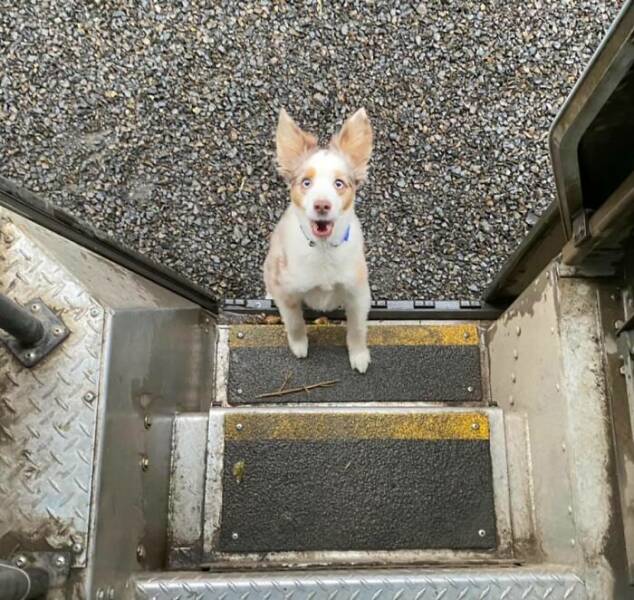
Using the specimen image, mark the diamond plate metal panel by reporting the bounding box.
[133,568,587,600]
[0,218,103,567]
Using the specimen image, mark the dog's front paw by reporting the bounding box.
[349,348,371,373]
[288,336,308,359]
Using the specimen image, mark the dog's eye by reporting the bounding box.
[334,179,345,189]
[301,178,312,188]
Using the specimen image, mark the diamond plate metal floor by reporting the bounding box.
[133,567,587,600]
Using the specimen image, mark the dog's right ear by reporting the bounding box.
[276,109,318,182]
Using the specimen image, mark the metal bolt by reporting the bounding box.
[515,326,521,336]
[90,308,100,317]
[236,423,243,431]
[84,391,96,403]
[24,351,35,360]
[14,555,27,568]
[136,543,146,563]
[471,422,480,431]
[54,555,66,568]
[467,386,474,393]
[231,532,239,540]
[140,455,150,471]
[143,415,152,430]
[478,529,486,538]
[72,542,83,554]
[615,320,624,331]
[30,303,40,312]
[237,331,245,339]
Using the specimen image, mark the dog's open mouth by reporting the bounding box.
[311,220,334,239]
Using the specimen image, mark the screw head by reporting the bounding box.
[620,365,627,376]
[511,373,516,383]
[513,349,518,360]
[237,388,243,395]
[509,395,515,406]
[54,554,67,568]
[471,422,480,431]
[231,532,239,540]
[143,415,152,429]
[24,351,35,360]
[237,331,245,339]
[14,555,27,568]
[90,308,100,317]
[72,542,83,554]
[140,455,150,471]
[84,391,96,403]
[30,303,40,312]
[53,326,64,336]
[236,423,243,431]
[136,543,146,563]
[478,529,486,538]
[467,385,474,393]
[463,331,470,340]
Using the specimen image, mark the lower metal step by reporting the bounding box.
[132,567,586,600]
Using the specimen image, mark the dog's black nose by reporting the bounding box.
[314,199,331,215]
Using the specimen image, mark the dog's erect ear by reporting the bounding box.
[276,109,318,181]
[330,108,373,185]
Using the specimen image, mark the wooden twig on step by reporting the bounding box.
[255,379,339,400]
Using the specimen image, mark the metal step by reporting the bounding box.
[132,567,587,600]
[216,322,485,405]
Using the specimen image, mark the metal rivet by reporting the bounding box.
[231,532,239,540]
[471,422,480,431]
[237,388,243,395]
[515,326,521,336]
[72,542,83,554]
[467,386,474,393]
[509,395,514,406]
[478,529,486,538]
[144,415,152,429]
[615,320,624,330]
[24,351,35,360]
[84,391,96,403]
[620,365,627,376]
[53,326,64,336]
[556,383,560,391]
[463,331,470,340]
[54,555,66,568]
[568,505,573,515]
[90,308,100,317]
[107,588,115,600]
[237,331,245,339]
[30,303,40,312]
[513,349,518,360]
[511,373,516,383]
[14,555,27,568]
[140,455,150,471]
[561,443,566,452]
[570,538,576,547]
[136,543,146,563]
[236,423,243,431]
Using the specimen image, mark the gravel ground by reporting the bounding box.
[0,1,618,301]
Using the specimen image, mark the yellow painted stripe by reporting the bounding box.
[225,412,489,441]
[229,324,478,349]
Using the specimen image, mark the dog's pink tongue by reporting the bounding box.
[311,221,334,238]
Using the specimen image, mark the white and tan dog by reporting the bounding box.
[264,108,373,373]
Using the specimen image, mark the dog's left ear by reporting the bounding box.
[330,108,373,185]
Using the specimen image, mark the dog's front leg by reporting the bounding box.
[276,296,308,358]
[345,283,371,373]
